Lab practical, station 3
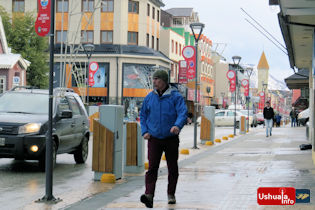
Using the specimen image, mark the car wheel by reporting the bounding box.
[39,141,57,172]
[74,136,89,164]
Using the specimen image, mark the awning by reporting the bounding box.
[284,69,309,89]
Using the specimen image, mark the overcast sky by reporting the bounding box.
[162,0,293,82]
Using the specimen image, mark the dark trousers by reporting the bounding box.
[145,136,179,196]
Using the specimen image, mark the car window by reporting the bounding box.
[227,111,235,116]
[0,92,48,114]
[58,97,70,113]
[215,112,225,117]
[68,96,81,116]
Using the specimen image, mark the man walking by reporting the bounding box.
[290,107,297,127]
[263,101,274,137]
[140,69,187,208]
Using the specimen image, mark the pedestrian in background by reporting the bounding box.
[263,101,275,137]
[140,69,188,208]
[290,107,297,127]
[275,113,282,127]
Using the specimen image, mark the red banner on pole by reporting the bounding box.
[35,0,51,37]
[88,62,99,87]
[182,46,196,80]
[178,60,188,84]
[241,79,249,96]
[259,91,265,110]
[226,70,236,92]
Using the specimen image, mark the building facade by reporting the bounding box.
[0,16,29,93]
[0,0,171,107]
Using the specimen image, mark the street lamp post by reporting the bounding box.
[263,82,268,104]
[83,44,95,106]
[232,56,241,136]
[246,67,253,131]
[190,22,205,149]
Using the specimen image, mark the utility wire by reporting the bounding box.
[245,18,288,55]
[241,7,287,51]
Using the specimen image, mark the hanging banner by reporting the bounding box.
[178,60,188,84]
[88,61,99,87]
[182,46,196,79]
[241,79,249,96]
[226,70,236,92]
[35,0,51,37]
[259,91,265,109]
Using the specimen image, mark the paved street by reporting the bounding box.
[0,124,235,210]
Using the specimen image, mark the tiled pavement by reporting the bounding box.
[65,126,315,209]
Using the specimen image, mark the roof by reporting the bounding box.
[0,54,30,69]
[54,44,172,62]
[165,8,193,17]
[149,0,165,7]
[257,51,269,70]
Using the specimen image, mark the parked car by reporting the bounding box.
[298,108,309,126]
[214,110,246,127]
[256,112,265,125]
[239,110,257,127]
[0,87,90,171]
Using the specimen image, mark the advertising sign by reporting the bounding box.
[182,46,196,79]
[35,0,51,37]
[178,60,188,84]
[88,62,99,87]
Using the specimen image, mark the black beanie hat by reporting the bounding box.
[153,70,168,84]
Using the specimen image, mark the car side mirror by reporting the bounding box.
[60,110,72,119]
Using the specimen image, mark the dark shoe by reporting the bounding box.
[168,194,176,204]
[266,135,269,137]
[270,133,272,136]
[140,194,153,208]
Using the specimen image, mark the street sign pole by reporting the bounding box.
[36,0,61,203]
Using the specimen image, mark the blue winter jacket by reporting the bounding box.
[140,86,188,139]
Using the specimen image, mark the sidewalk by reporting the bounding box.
[64,126,315,209]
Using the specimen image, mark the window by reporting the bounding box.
[173,18,182,25]
[0,76,6,93]
[151,36,154,49]
[171,40,174,53]
[57,0,69,12]
[81,31,94,43]
[128,0,139,13]
[101,31,113,43]
[175,42,178,54]
[146,34,149,47]
[156,38,159,51]
[101,0,113,12]
[157,10,160,22]
[56,30,67,43]
[68,97,81,116]
[82,0,94,12]
[57,97,70,113]
[12,0,24,12]
[215,112,225,117]
[179,44,182,56]
[147,4,150,16]
[152,7,155,19]
[227,111,235,116]
[128,32,138,45]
